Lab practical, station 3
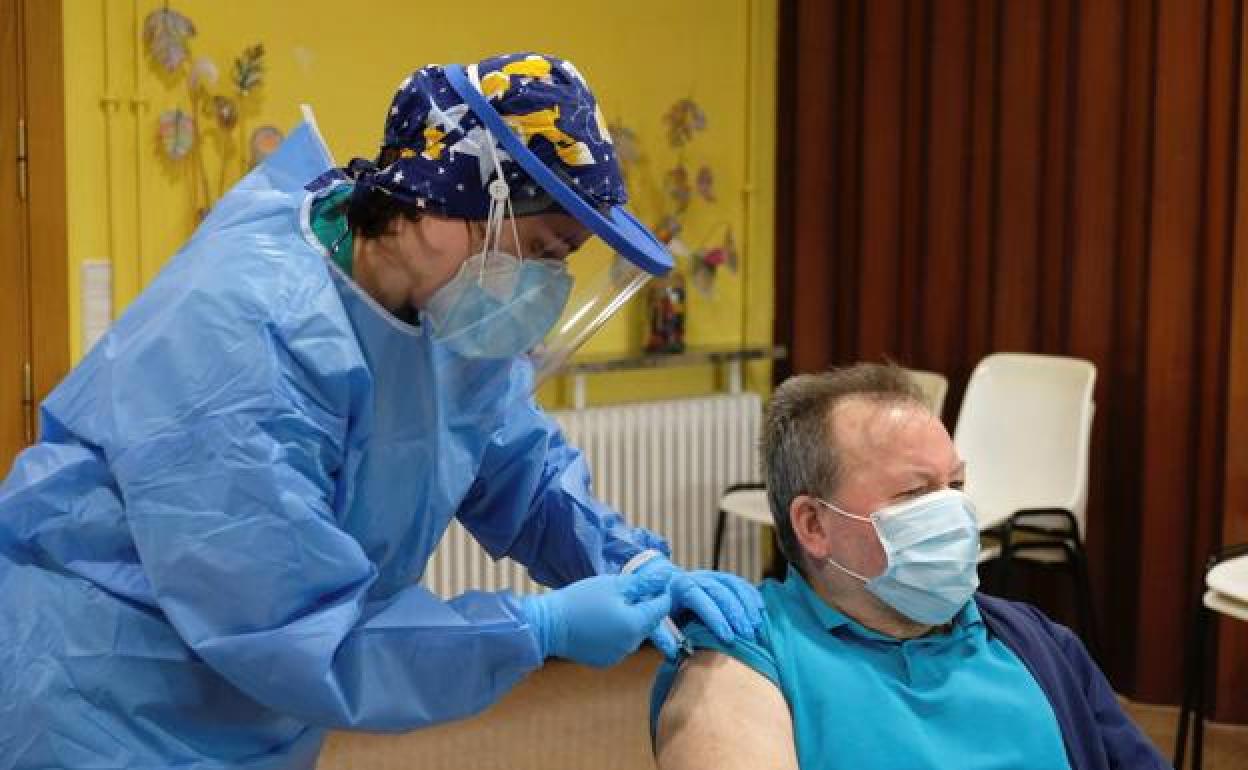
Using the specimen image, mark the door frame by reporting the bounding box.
[21,0,68,412]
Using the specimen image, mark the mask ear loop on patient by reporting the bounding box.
[815,497,875,583]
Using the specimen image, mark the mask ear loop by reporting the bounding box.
[483,130,524,262]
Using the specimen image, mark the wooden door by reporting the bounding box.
[0,0,67,475]
[0,0,32,471]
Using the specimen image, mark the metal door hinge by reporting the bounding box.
[22,361,33,443]
[17,118,27,201]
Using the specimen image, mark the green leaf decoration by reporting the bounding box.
[143,8,196,73]
[232,44,266,95]
[158,108,194,160]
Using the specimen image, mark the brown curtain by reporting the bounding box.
[776,0,1248,721]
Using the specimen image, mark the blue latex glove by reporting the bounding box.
[519,572,673,668]
[635,557,765,659]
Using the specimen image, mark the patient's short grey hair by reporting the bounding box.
[762,363,928,563]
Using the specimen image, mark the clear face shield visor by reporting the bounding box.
[443,64,674,386]
[528,247,652,384]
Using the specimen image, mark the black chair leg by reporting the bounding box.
[995,523,1015,598]
[763,530,788,581]
[1070,541,1102,662]
[711,510,727,571]
[1194,602,1209,770]
[1175,601,1209,769]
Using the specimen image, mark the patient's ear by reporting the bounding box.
[789,495,833,560]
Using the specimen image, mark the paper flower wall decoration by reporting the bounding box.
[143,8,195,73]
[616,97,738,298]
[188,56,218,91]
[144,5,268,221]
[664,98,707,148]
[158,109,194,160]
[690,227,738,296]
[249,125,284,167]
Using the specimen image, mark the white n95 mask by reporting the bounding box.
[817,488,981,625]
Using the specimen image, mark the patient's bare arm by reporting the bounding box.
[656,651,799,770]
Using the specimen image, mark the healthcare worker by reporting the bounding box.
[0,53,762,769]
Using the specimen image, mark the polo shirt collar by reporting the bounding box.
[784,565,983,640]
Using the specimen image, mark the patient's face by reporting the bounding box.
[824,399,966,578]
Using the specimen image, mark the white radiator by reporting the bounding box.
[422,393,766,598]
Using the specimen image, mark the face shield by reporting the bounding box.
[444,64,673,385]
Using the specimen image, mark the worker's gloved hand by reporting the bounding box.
[519,572,672,668]
[634,556,764,659]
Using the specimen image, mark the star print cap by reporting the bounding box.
[369,52,627,222]
[328,52,674,385]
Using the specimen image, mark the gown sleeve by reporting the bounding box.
[456,379,670,589]
[104,281,545,731]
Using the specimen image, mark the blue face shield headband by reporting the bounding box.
[443,64,674,380]
[443,64,673,277]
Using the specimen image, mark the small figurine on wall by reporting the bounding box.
[645,270,687,353]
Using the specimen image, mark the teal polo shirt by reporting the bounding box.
[652,567,1071,769]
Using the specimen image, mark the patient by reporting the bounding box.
[652,364,1167,769]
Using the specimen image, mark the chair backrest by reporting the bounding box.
[905,368,950,416]
[952,353,1097,535]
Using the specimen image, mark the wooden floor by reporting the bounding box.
[319,651,662,770]
[319,648,1248,769]
[1125,697,1248,770]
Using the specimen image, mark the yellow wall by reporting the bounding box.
[62,0,776,406]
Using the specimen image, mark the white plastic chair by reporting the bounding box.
[1175,544,1248,769]
[952,353,1098,643]
[712,483,771,571]
[905,368,949,416]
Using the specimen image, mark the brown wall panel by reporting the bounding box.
[896,0,929,363]
[1218,0,1248,723]
[858,0,906,361]
[788,0,837,372]
[1136,0,1208,702]
[1068,0,1124,675]
[919,0,972,376]
[777,0,1248,720]
[1195,0,1239,718]
[1038,0,1075,353]
[992,0,1045,353]
[833,0,865,363]
[963,0,1000,379]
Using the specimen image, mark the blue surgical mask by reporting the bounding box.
[423,249,572,359]
[817,488,981,625]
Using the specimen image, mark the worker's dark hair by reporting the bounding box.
[762,363,928,566]
[344,146,427,239]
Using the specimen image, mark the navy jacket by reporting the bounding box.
[976,594,1169,769]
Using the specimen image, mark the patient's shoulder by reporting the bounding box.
[655,650,799,770]
[681,576,791,682]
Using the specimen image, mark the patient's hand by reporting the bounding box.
[656,650,799,770]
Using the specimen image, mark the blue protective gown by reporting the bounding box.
[0,122,667,769]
